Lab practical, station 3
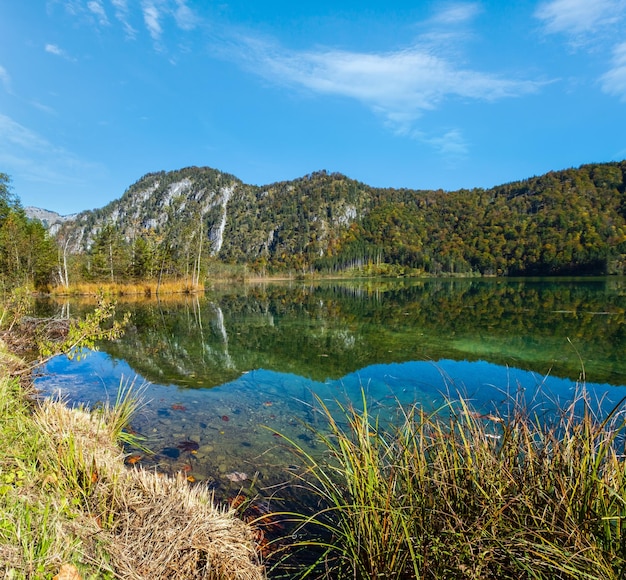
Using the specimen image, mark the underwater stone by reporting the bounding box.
[161,447,181,459]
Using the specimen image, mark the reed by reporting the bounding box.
[49,279,205,297]
[97,376,149,449]
[268,388,626,579]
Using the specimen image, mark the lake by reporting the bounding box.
[34,277,626,499]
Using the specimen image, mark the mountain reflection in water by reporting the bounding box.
[34,278,626,495]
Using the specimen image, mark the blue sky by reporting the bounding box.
[1,1,626,215]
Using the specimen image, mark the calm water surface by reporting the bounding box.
[34,278,626,497]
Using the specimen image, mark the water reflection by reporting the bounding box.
[78,277,626,387]
[37,351,626,497]
[34,278,626,495]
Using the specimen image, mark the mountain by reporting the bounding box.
[24,207,76,236]
[51,162,626,277]
[55,166,377,267]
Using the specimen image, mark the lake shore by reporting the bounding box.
[42,269,483,297]
[0,339,265,580]
[6,280,626,579]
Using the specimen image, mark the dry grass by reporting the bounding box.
[49,280,205,298]
[0,343,28,376]
[108,470,262,580]
[34,399,265,580]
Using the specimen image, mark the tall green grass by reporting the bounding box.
[0,375,95,578]
[0,373,144,578]
[269,388,626,579]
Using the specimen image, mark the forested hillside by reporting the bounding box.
[53,161,626,280]
[56,167,376,280]
[340,162,626,276]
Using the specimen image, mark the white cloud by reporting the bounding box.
[235,38,541,134]
[0,66,12,93]
[57,0,110,27]
[173,0,198,31]
[45,43,63,56]
[87,0,109,26]
[140,0,199,46]
[45,43,75,61]
[0,114,103,187]
[416,3,482,55]
[535,0,626,35]
[425,129,469,156]
[431,3,482,25]
[142,0,163,42]
[401,126,469,156]
[0,114,57,153]
[59,0,198,50]
[601,41,626,100]
[536,0,626,103]
[60,0,84,18]
[30,101,57,115]
[111,0,136,38]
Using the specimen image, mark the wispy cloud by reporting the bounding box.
[601,41,626,100]
[232,36,541,136]
[60,0,83,18]
[399,125,470,157]
[140,0,199,45]
[0,65,12,93]
[57,0,109,28]
[30,101,57,115]
[87,0,109,26]
[173,0,199,31]
[415,3,482,57]
[111,0,136,38]
[430,3,482,26]
[0,113,61,156]
[45,43,75,61]
[535,0,626,102]
[60,0,199,49]
[213,2,539,151]
[424,129,469,156]
[141,0,163,43]
[535,0,626,36]
[0,114,103,188]
[44,44,67,58]
[45,43,63,56]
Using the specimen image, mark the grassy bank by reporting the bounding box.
[0,351,264,579]
[268,390,626,579]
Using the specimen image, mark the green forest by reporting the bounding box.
[4,161,626,290]
[325,162,626,276]
[0,173,58,289]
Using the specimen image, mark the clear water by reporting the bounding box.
[34,277,626,497]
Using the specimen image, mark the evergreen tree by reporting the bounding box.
[0,174,57,288]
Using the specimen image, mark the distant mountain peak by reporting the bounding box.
[25,206,77,235]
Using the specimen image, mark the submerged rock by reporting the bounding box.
[161,447,181,459]
[226,471,248,483]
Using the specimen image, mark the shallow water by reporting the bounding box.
[34,278,626,497]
